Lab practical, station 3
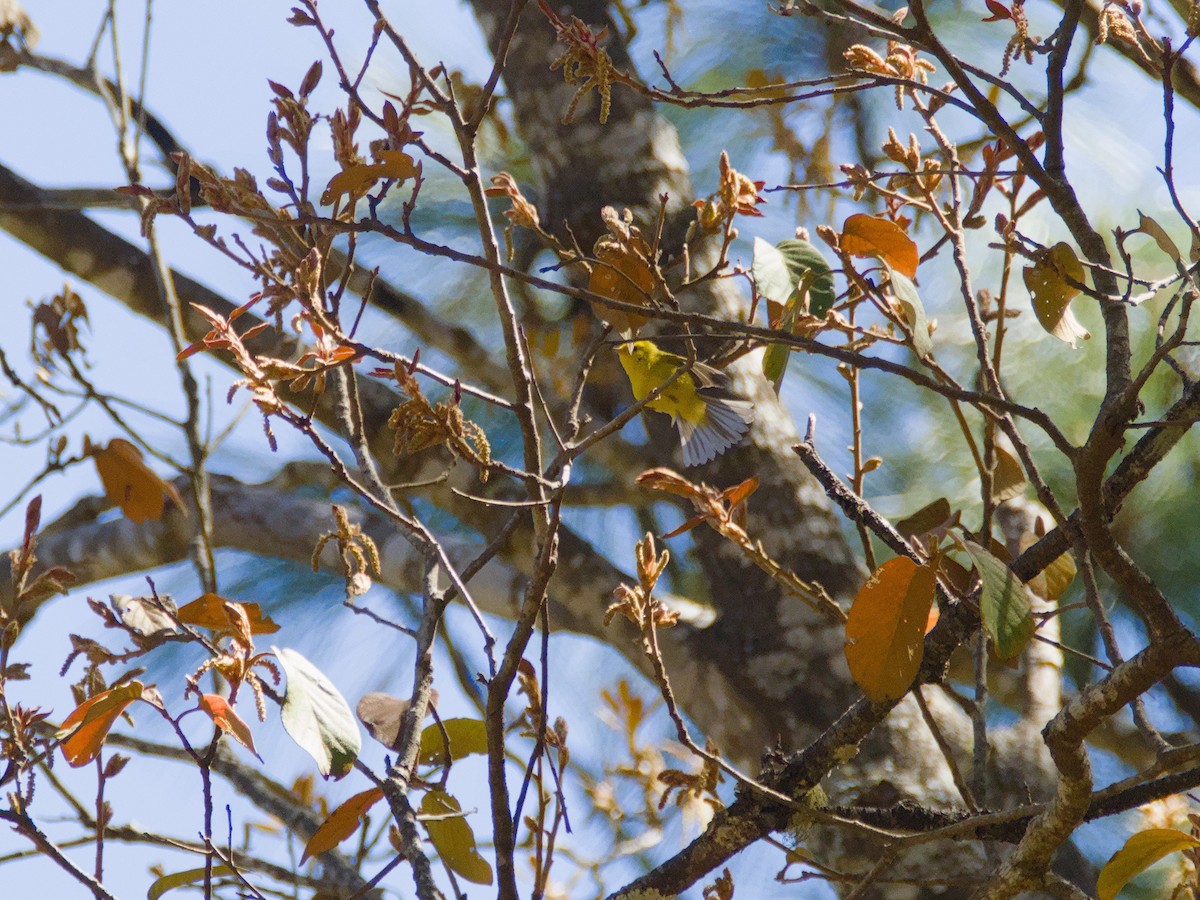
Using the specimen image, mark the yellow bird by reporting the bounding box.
[617,340,753,467]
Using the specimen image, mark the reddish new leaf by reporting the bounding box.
[982,0,1012,20]
[722,476,760,511]
[198,694,261,760]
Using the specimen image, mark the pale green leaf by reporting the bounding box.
[752,237,794,304]
[273,646,361,779]
[886,264,932,360]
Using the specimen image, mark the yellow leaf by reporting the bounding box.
[417,718,489,766]
[844,558,936,702]
[1019,534,1077,602]
[1097,827,1199,900]
[147,866,237,900]
[1137,211,1183,264]
[300,787,385,863]
[421,789,493,885]
[56,682,144,767]
[895,498,952,539]
[841,213,919,278]
[198,694,261,760]
[1023,242,1090,347]
[991,442,1026,504]
[91,438,183,524]
[177,593,280,634]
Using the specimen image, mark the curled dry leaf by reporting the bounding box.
[321,150,419,206]
[357,691,414,751]
[1023,242,1091,347]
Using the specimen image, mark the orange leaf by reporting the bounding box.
[587,240,655,333]
[198,694,261,760]
[57,682,144,767]
[327,344,360,364]
[634,468,700,500]
[177,593,280,634]
[841,214,919,279]
[722,476,760,510]
[300,787,385,863]
[91,439,184,524]
[844,558,936,702]
[661,513,708,539]
[321,152,418,205]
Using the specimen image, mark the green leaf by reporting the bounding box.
[962,541,1034,660]
[273,646,361,779]
[752,237,794,305]
[762,270,813,389]
[147,866,237,900]
[418,717,489,766]
[422,789,493,885]
[776,239,836,317]
[1097,828,1199,900]
[886,264,933,360]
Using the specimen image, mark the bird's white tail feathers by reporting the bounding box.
[675,397,753,467]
